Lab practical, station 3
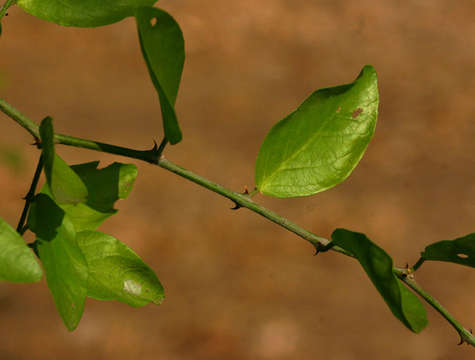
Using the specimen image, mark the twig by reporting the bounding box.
[1,97,473,346]
[0,0,16,22]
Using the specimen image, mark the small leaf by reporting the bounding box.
[42,161,138,232]
[39,117,88,204]
[28,194,88,331]
[17,0,157,27]
[255,65,379,198]
[136,7,185,145]
[0,217,42,283]
[76,231,164,307]
[331,228,428,333]
[421,233,475,268]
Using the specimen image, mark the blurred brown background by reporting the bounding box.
[1,0,474,359]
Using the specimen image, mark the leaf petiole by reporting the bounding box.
[16,154,43,235]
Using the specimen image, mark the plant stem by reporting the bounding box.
[0,98,159,163]
[1,98,473,345]
[158,157,352,254]
[16,154,43,234]
[0,0,16,22]
[396,271,475,346]
[0,97,350,256]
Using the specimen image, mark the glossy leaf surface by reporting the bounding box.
[77,231,164,307]
[331,228,428,333]
[0,217,42,282]
[136,7,185,144]
[28,194,88,331]
[17,0,157,27]
[42,161,138,231]
[421,233,475,268]
[39,117,88,204]
[255,65,378,198]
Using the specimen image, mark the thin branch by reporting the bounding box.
[395,269,475,346]
[2,97,473,346]
[0,0,16,22]
[16,154,43,234]
[0,98,160,164]
[0,97,350,256]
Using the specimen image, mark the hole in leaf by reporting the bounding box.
[457,253,469,259]
[150,17,157,27]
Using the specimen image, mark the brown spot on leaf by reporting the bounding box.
[352,108,363,118]
[336,106,341,113]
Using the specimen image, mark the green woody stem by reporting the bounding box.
[0,97,473,347]
[0,0,16,22]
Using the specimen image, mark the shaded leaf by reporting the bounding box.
[76,231,164,307]
[42,161,138,232]
[421,233,475,268]
[17,0,157,27]
[28,194,88,331]
[255,65,378,198]
[136,7,185,144]
[39,117,88,204]
[0,217,42,283]
[331,228,428,333]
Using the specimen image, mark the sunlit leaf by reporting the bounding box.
[255,65,379,198]
[17,0,157,27]
[28,194,88,331]
[76,231,164,307]
[136,7,185,144]
[0,217,42,283]
[42,161,138,232]
[39,117,88,204]
[331,228,428,333]
[421,233,475,268]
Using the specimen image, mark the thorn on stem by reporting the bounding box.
[230,202,241,210]
[32,137,41,149]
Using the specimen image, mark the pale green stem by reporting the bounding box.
[1,97,473,347]
[394,268,475,346]
[0,0,16,22]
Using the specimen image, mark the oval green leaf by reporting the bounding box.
[76,231,164,307]
[421,233,475,268]
[0,217,42,283]
[28,194,88,331]
[136,7,185,145]
[42,161,138,232]
[39,117,88,205]
[255,65,379,198]
[331,228,428,333]
[17,0,157,27]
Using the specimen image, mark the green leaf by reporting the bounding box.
[39,117,88,204]
[255,65,379,198]
[421,233,475,268]
[42,161,138,232]
[331,228,428,333]
[17,0,157,27]
[28,194,88,331]
[76,230,164,307]
[136,7,185,145]
[0,217,42,283]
